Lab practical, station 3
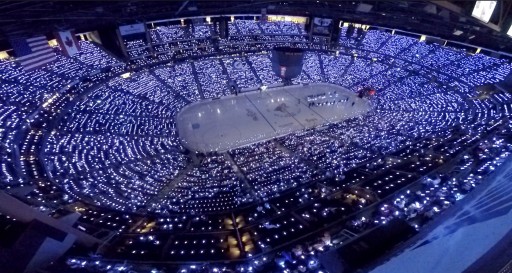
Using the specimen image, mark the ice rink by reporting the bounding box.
[176,83,370,152]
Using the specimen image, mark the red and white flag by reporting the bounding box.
[55,30,80,57]
[280,66,287,78]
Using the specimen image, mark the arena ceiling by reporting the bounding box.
[0,0,511,53]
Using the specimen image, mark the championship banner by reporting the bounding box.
[261,8,267,22]
[119,23,146,36]
[55,30,80,57]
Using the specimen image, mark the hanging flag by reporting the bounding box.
[55,30,80,57]
[280,66,287,78]
[10,36,56,71]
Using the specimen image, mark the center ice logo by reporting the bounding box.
[274,102,289,113]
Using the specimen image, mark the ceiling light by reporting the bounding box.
[472,1,497,23]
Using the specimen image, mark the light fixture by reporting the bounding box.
[472,1,497,23]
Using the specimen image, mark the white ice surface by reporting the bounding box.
[176,83,370,152]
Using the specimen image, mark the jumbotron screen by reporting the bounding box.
[312,17,333,35]
[471,1,497,23]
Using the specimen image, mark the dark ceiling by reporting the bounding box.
[0,0,511,53]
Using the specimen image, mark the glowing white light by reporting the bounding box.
[472,1,497,23]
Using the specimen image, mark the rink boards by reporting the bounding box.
[176,83,370,152]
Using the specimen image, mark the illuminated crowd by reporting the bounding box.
[0,21,511,273]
